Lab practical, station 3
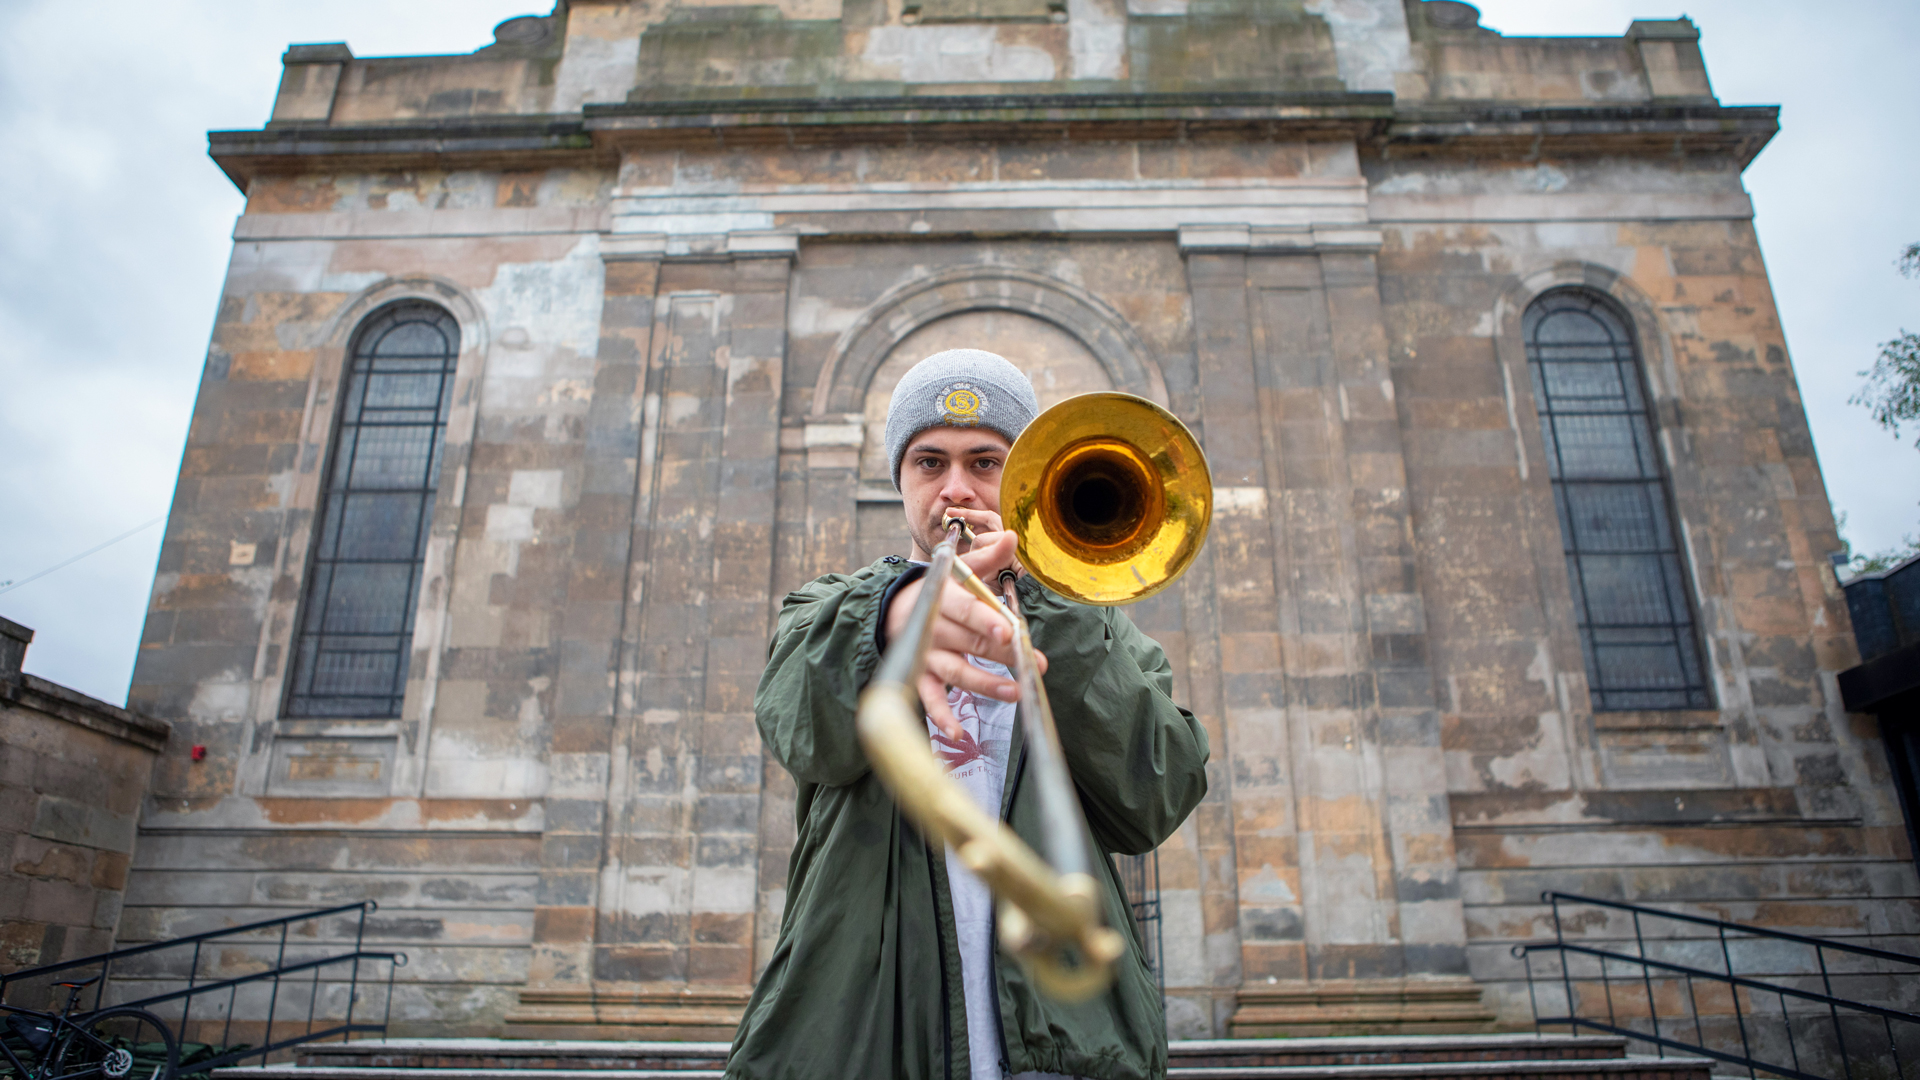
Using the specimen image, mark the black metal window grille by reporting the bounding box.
[285,303,459,718]
[1526,289,1711,710]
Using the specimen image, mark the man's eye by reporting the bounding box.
[974,459,1001,471]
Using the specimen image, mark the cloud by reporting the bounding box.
[0,0,537,702]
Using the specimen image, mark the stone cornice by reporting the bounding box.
[2,674,171,753]
[207,98,1779,190]
[585,89,1392,149]
[209,116,605,190]
[1383,102,1778,167]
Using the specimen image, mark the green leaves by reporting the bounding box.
[1851,242,1920,447]
[1852,330,1920,446]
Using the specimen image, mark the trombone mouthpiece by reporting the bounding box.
[942,512,976,549]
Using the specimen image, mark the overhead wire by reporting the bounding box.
[0,514,168,597]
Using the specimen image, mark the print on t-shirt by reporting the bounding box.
[927,658,1019,1080]
[935,680,1012,782]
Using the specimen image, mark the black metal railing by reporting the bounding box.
[1116,850,1165,1001]
[1515,891,1920,1080]
[0,901,405,1077]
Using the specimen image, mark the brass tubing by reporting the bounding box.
[855,521,1124,1003]
[997,573,1090,883]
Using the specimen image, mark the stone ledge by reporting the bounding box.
[503,984,751,1042]
[1231,977,1499,1038]
[208,117,604,191]
[2,675,170,753]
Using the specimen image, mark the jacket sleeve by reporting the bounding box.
[754,565,901,787]
[1025,585,1211,855]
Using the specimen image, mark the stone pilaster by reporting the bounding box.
[509,251,660,1034]
[1184,234,1489,1035]
[510,243,790,1037]
[1231,245,1486,1034]
[1182,248,1270,1021]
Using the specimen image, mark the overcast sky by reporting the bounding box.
[1,0,1916,705]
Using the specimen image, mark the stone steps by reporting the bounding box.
[1170,1034,1636,1067]
[299,1042,730,1071]
[1167,1061,1710,1080]
[214,1071,722,1080]
[209,1034,1713,1080]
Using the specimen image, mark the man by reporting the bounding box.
[727,349,1210,1080]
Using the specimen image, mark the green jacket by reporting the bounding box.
[727,558,1210,1080]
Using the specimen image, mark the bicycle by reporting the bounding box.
[0,975,177,1080]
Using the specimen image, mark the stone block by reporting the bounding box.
[535,871,598,908]
[0,746,35,789]
[31,796,136,855]
[687,943,751,985]
[542,799,606,835]
[24,878,93,926]
[92,890,123,930]
[595,944,686,983]
[11,837,92,885]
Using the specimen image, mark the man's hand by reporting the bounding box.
[883,524,1048,740]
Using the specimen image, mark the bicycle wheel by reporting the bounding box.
[58,1008,177,1080]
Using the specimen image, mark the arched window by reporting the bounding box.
[1526,289,1710,710]
[285,302,460,718]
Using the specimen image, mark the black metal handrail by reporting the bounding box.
[0,900,406,1078]
[1515,890,1920,1080]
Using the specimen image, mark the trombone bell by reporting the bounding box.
[1003,393,1213,605]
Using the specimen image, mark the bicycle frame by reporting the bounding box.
[1,999,116,1080]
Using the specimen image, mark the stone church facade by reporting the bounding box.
[126,0,1913,1041]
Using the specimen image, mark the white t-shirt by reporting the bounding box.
[928,656,1078,1080]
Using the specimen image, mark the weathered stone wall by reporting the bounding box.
[1370,150,1914,1027]
[126,164,611,1029]
[1,618,170,975]
[122,0,1917,1050]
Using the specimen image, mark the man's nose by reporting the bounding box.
[939,465,977,505]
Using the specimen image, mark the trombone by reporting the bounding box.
[854,391,1213,1002]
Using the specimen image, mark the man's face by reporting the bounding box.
[899,425,1010,558]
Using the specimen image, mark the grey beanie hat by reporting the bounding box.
[885,348,1040,491]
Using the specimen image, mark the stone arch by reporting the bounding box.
[812,265,1167,418]
[857,310,1119,484]
[304,275,492,492]
[1494,262,1679,403]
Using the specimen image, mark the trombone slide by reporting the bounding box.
[856,530,1124,1002]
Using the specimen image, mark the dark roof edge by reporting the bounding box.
[1839,641,1920,714]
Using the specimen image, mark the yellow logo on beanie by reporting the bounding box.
[937,382,987,425]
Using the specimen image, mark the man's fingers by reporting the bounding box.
[957,529,1018,581]
[936,578,1011,646]
[926,649,1018,703]
[921,673,965,740]
[928,619,1000,662]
